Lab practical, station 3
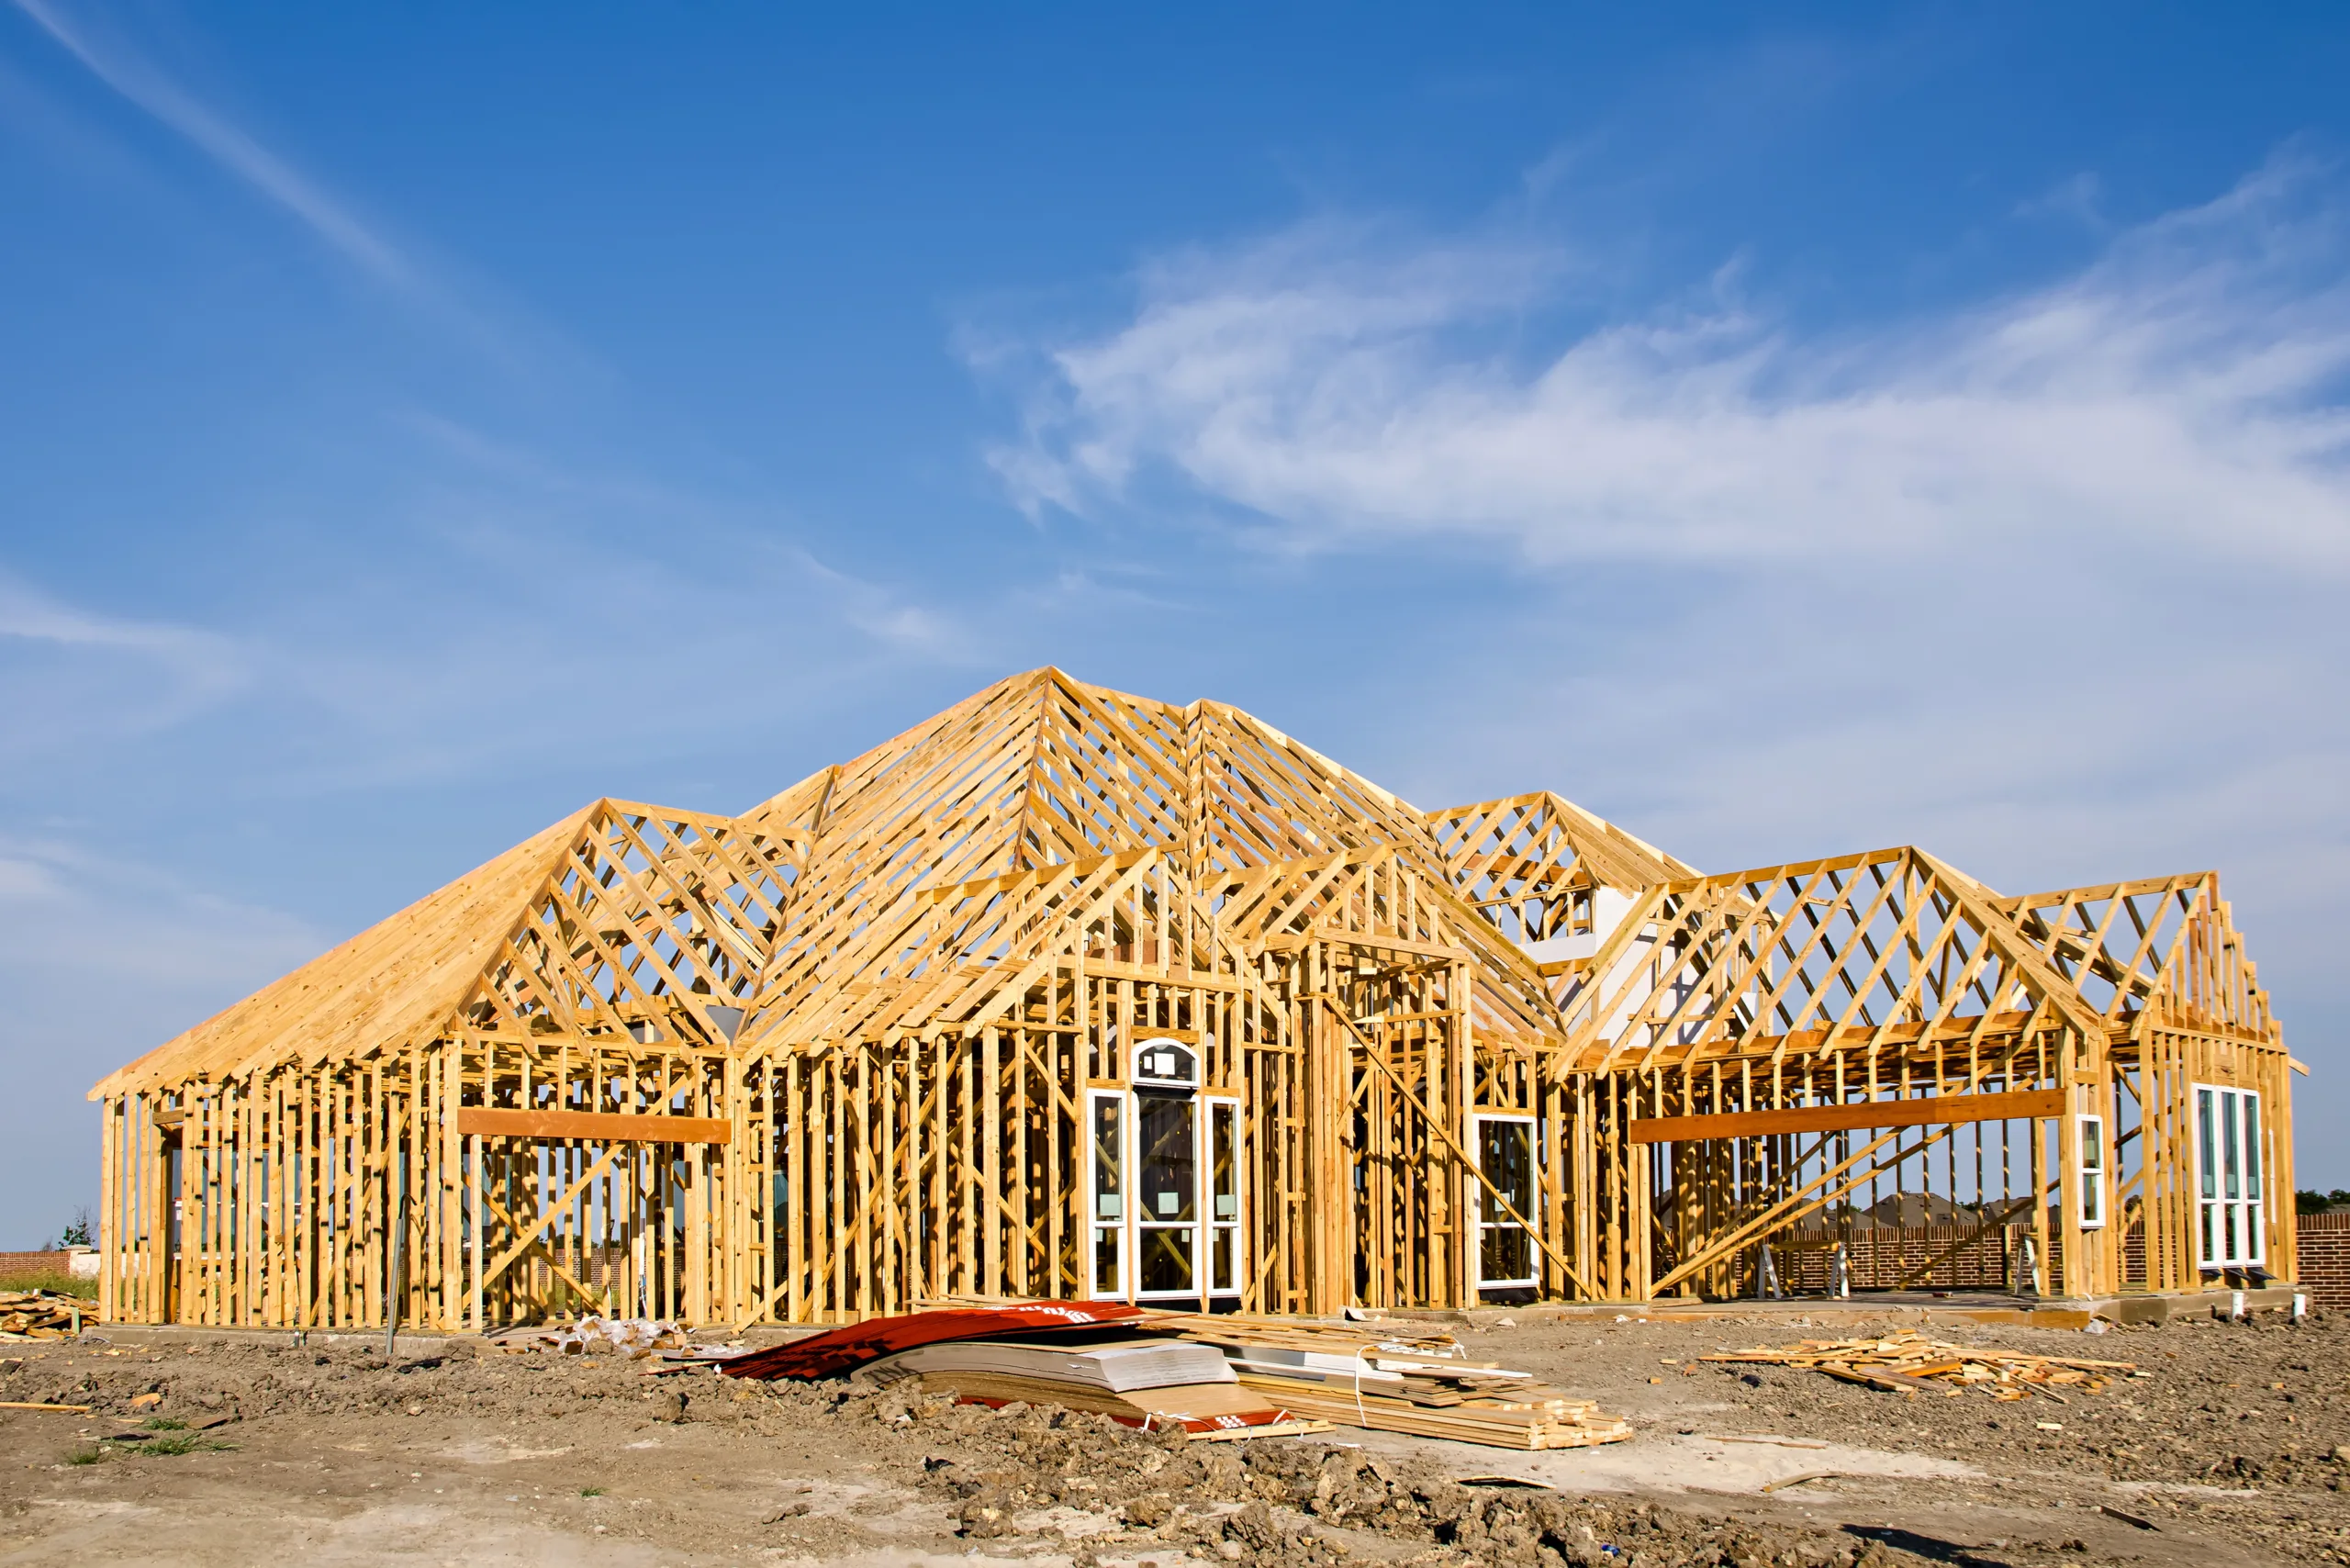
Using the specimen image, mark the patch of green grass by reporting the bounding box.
[137,1433,234,1457]
[580,1485,606,1497]
[65,1447,107,1466]
[0,1269,97,1300]
[141,1417,187,1431]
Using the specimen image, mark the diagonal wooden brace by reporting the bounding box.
[1318,1001,1590,1297]
[478,1143,627,1294]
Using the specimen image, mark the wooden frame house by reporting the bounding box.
[89,669,2297,1329]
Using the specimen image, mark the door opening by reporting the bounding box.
[1473,1114,1538,1294]
[1136,1088,1195,1294]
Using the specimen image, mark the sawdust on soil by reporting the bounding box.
[0,1307,2342,1567]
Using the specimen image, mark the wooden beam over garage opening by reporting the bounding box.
[1626,1087,2065,1145]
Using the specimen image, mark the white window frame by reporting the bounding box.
[2076,1114,2107,1230]
[1128,1036,1199,1301]
[1204,1095,1243,1296]
[1086,1088,1127,1299]
[1471,1113,1539,1290]
[2194,1083,2266,1271]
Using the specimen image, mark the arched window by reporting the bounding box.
[1133,1037,1198,1087]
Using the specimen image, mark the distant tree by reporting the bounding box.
[2299,1190,2350,1214]
[61,1207,93,1248]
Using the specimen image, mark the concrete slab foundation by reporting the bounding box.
[1382,1285,2308,1331]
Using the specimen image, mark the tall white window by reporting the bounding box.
[2195,1085,2265,1270]
[1472,1114,1538,1290]
[1206,1098,1242,1294]
[1088,1091,1125,1296]
[2076,1114,2106,1230]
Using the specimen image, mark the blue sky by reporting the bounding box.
[3,3,2347,1242]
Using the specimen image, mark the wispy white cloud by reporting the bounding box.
[992,155,2350,571]
[10,0,414,289]
[94,410,996,800]
[0,572,232,662]
[0,833,324,995]
[0,574,247,759]
[976,152,2350,1107]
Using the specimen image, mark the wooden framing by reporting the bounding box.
[89,670,2294,1328]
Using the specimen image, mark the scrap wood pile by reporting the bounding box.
[724,1298,1628,1450]
[491,1316,747,1363]
[0,1291,86,1340]
[1702,1329,2135,1400]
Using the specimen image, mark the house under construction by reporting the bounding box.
[89,669,2297,1329]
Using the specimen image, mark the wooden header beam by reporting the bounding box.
[456,1107,732,1144]
[1626,1087,2064,1145]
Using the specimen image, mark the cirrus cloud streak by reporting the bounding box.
[993,157,2350,571]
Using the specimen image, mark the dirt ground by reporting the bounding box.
[2,1306,2344,1567]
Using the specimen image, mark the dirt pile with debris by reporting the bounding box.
[1613,1314,2350,1493]
[0,1338,1936,1566]
[889,1383,1888,1568]
[2,1335,754,1427]
[1489,1306,2350,1563]
[4,1308,2343,1567]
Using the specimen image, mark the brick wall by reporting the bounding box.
[1768,1226,2020,1292]
[0,1250,73,1277]
[1689,1226,2026,1294]
[1707,1222,2154,1296]
[2299,1213,2350,1307]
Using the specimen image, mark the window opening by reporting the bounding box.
[2195,1085,2265,1270]
[1208,1098,1242,1294]
[1134,1038,1198,1088]
[1089,1092,1125,1296]
[1472,1114,1538,1291]
[1134,1089,1196,1294]
[2076,1114,2105,1229]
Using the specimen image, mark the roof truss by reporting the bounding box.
[97,669,2284,1096]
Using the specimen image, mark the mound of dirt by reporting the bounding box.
[8,1308,2343,1568]
[848,1379,1921,1568]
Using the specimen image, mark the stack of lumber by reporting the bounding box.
[0,1291,86,1340]
[901,1297,1628,1448]
[878,1335,1238,1392]
[725,1305,1328,1440]
[916,1295,1473,1361]
[1226,1365,1629,1450]
[1165,1315,1629,1450]
[1701,1330,2134,1399]
[877,1337,1329,1439]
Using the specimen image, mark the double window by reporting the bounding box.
[2195,1085,2264,1270]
